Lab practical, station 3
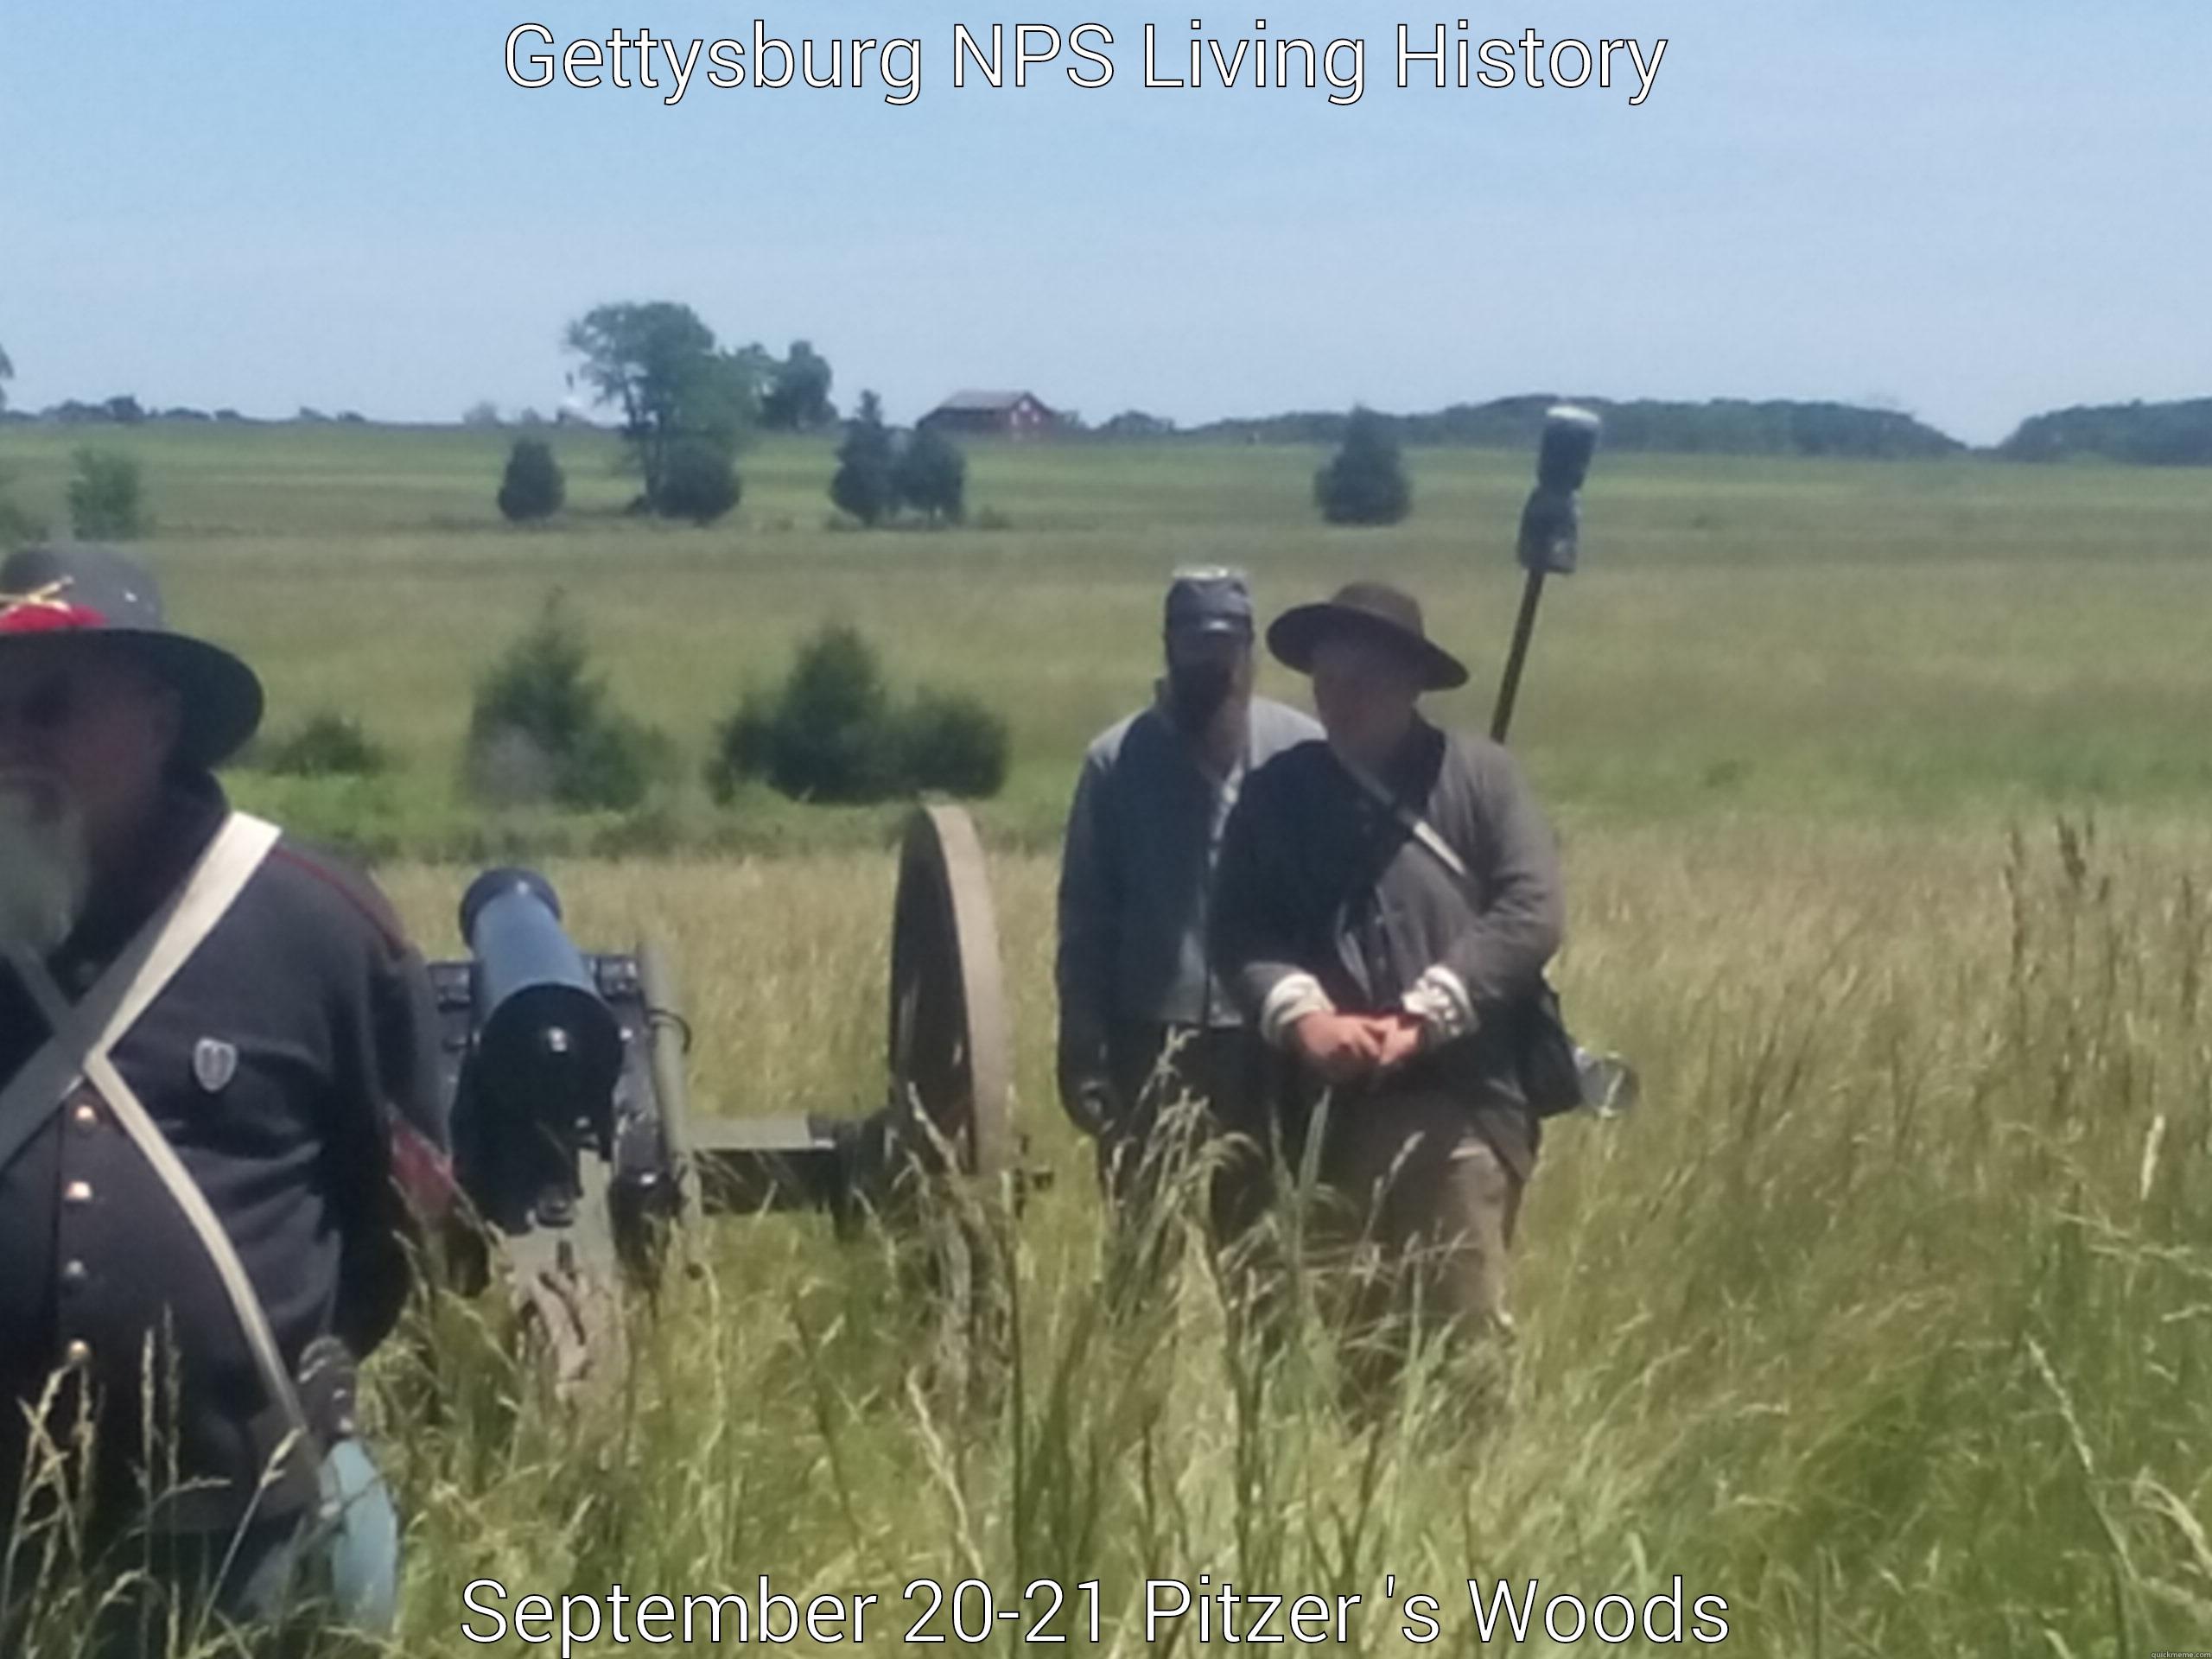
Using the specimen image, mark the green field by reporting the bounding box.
[5,423,2212,854]
[6,424,2212,1656]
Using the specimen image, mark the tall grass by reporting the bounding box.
[7,425,2209,1652]
[15,817,2212,1655]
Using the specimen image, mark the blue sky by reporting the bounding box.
[3,0,2202,442]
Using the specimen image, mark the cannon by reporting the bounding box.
[428,804,1015,1394]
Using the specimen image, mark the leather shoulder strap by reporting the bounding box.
[41,976,313,1452]
[2,811,308,1465]
[0,812,281,1182]
[1333,752,1474,887]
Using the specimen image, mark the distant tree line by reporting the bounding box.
[1997,399,2212,467]
[1093,410,1177,440]
[0,397,313,426]
[14,313,2207,473]
[1188,395,1967,460]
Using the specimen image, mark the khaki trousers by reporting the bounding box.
[1306,1088,1525,1389]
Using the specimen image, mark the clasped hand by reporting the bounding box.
[1290,1009,1424,1085]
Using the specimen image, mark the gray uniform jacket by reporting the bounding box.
[1056,695,1321,1060]
[1211,720,1564,1178]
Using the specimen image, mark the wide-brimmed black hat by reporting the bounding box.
[1267,581,1468,690]
[0,544,264,768]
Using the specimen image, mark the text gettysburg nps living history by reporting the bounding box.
[503,20,1671,108]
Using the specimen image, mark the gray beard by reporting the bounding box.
[0,780,91,960]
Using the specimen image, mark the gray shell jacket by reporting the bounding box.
[1210,719,1564,1178]
[1055,695,1321,1063]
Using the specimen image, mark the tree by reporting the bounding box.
[895,424,966,524]
[715,623,895,803]
[708,622,1010,805]
[1999,397,2212,467]
[258,711,391,779]
[466,594,664,810]
[830,392,898,526]
[656,437,741,525]
[1099,410,1175,439]
[894,690,1007,796]
[1314,406,1411,525]
[563,302,761,512]
[760,340,836,431]
[0,462,40,550]
[0,344,13,414]
[68,449,149,539]
[497,437,566,523]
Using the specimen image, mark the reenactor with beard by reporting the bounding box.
[1056,570,1319,1290]
[0,545,450,1647]
[1211,582,1566,1393]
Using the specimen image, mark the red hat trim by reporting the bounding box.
[0,580,109,635]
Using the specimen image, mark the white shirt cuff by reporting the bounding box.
[1401,965,1475,1046]
[1260,973,1335,1048]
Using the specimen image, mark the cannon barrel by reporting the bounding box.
[454,869,626,1230]
[460,868,624,1133]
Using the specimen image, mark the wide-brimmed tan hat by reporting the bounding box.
[1267,581,1468,690]
[0,544,264,768]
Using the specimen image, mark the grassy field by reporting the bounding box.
[5,422,2212,851]
[5,423,2212,1656]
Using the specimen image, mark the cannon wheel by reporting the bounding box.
[888,804,1013,1184]
[887,804,1014,1404]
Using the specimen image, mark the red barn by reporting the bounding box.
[919,390,1059,438]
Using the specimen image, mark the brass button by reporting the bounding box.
[60,1260,88,1290]
[62,1179,92,1205]
[62,1339,92,1367]
[70,1100,99,1132]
